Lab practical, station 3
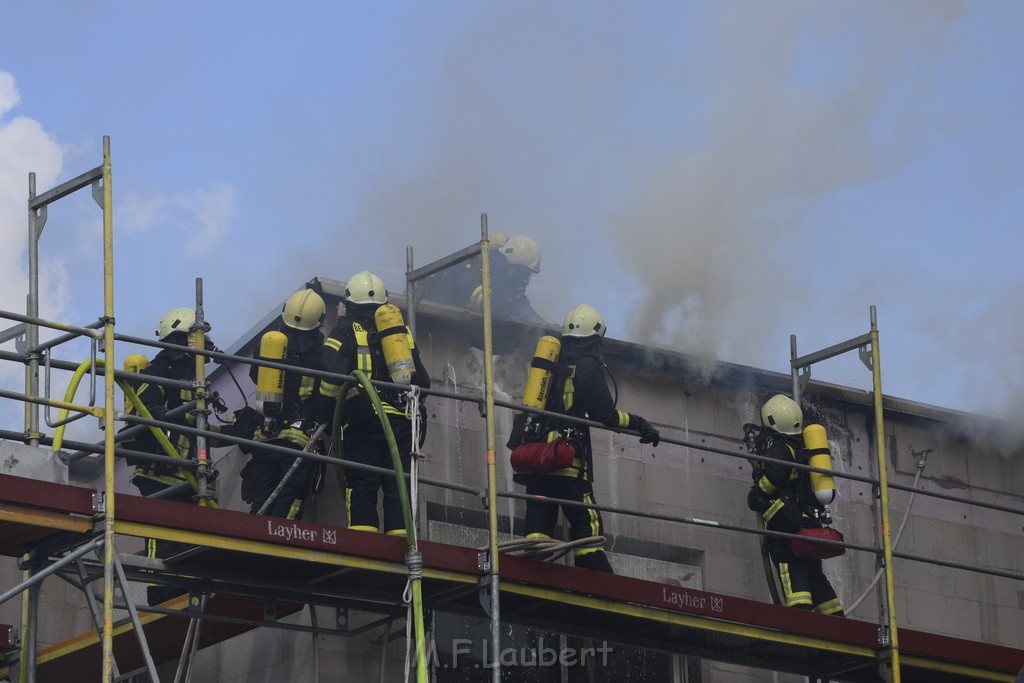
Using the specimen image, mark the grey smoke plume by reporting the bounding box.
[284,1,1024,423]
[614,3,964,368]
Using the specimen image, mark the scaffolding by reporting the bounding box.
[0,141,1022,682]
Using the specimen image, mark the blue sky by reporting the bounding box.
[2,1,1023,429]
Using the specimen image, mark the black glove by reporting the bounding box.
[232,406,262,437]
[747,485,770,513]
[506,412,528,450]
[148,405,168,422]
[636,417,660,447]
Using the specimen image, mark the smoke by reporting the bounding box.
[298,3,977,375]
[293,3,657,325]
[614,3,968,368]
[0,1,1001,424]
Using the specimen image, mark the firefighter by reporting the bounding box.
[746,394,844,616]
[129,308,211,506]
[423,233,544,322]
[238,288,327,519]
[317,271,430,536]
[515,304,660,573]
[127,308,242,604]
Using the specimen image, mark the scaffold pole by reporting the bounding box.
[479,213,502,683]
[100,135,118,683]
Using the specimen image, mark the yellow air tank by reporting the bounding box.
[803,423,836,505]
[374,304,414,385]
[522,336,561,409]
[255,331,288,419]
[122,354,149,413]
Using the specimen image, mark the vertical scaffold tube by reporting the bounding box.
[479,213,501,683]
[406,246,416,338]
[26,173,40,447]
[18,556,29,683]
[100,135,117,683]
[790,335,800,405]
[871,306,901,682]
[192,278,214,506]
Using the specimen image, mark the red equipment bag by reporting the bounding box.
[510,438,576,474]
[790,526,845,559]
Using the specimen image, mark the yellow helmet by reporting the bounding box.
[281,290,326,330]
[760,394,803,435]
[156,308,194,340]
[344,271,388,305]
[561,304,606,338]
[499,234,541,273]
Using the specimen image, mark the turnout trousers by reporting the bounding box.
[768,537,844,615]
[343,415,413,535]
[243,438,314,520]
[522,476,613,573]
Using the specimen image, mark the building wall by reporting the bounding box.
[3,302,1022,680]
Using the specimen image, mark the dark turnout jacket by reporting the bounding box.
[317,305,430,429]
[515,337,646,485]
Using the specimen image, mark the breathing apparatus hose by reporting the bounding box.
[351,370,427,683]
[845,451,929,615]
[51,359,218,508]
[492,536,605,563]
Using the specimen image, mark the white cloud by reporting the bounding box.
[0,72,20,115]
[0,72,67,325]
[117,182,237,252]
[0,71,68,425]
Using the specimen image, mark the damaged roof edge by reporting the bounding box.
[208,277,993,434]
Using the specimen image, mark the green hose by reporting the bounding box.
[351,370,427,683]
[329,383,350,494]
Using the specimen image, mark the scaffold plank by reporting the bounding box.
[0,473,1019,682]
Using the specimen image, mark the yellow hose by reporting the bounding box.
[51,359,218,508]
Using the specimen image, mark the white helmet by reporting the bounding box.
[562,304,606,338]
[282,290,326,330]
[760,394,803,435]
[156,308,195,340]
[499,234,541,273]
[344,271,388,305]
